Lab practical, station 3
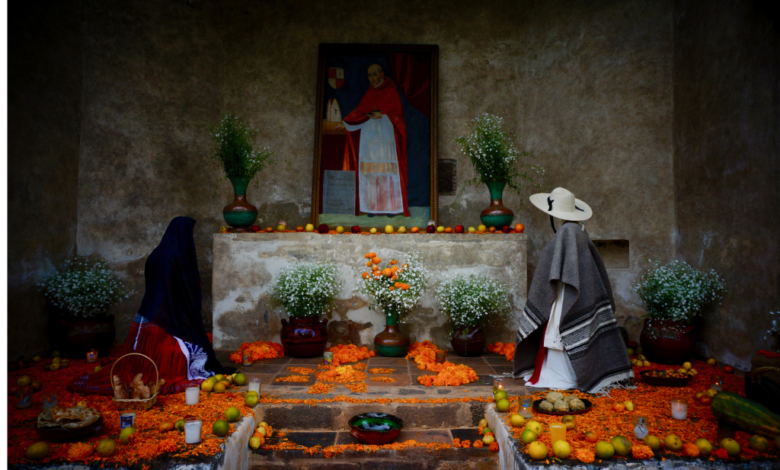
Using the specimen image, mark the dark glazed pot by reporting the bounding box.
[451,326,487,357]
[374,310,410,357]
[280,316,329,358]
[223,176,258,232]
[480,181,514,229]
[639,318,696,364]
[61,314,116,357]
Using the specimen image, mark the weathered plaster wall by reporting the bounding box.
[673,0,780,368]
[7,0,83,357]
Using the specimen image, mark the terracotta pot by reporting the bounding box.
[480,181,514,229]
[450,326,487,357]
[639,318,695,364]
[61,314,116,357]
[223,176,258,232]
[280,316,328,358]
[374,309,410,357]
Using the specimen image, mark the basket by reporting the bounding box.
[110,352,159,410]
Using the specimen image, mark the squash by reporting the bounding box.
[711,391,780,438]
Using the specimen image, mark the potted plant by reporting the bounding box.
[633,260,725,364]
[206,113,276,232]
[270,261,341,357]
[435,274,511,356]
[39,256,131,356]
[454,113,543,228]
[357,251,428,357]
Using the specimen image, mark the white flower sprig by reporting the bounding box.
[632,260,725,323]
[39,256,131,318]
[207,113,276,180]
[271,262,341,318]
[356,252,428,316]
[435,274,511,328]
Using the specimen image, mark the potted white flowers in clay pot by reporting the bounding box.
[271,262,341,357]
[39,256,131,357]
[435,274,512,357]
[634,260,725,364]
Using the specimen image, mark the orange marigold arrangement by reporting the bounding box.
[287,367,316,374]
[229,341,284,363]
[272,375,310,383]
[487,341,514,361]
[631,444,655,460]
[370,376,396,382]
[369,368,396,374]
[67,442,94,461]
[406,341,479,386]
[315,365,367,384]
[327,344,374,365]
[307,383,336,394]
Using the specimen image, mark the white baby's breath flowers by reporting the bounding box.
[39,256,131,318]
[632,260,725,323]
[435,274,511,328]
[356,252,428,316]
[271,262,341,317]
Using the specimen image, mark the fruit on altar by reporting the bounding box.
[721,438,741,456]
[707,358,716,365]
[478,418,488,427]
[711,391,780,438]
[51,350,61,357]
[234,373,247,386]
[96,439,117,457]
[94,365,102,373]
[482,434,496,445]
[213,382,226,393]
[159,421,175,433]
[225,407,240,422]
[468,226,476,233]
[384,225,394,234]
[436,226,445,233]
[627,348,635,356]
[120,427,137,444]
[613,402,625,412]
[410,227,419,233]
[723,365,734,374]
[552,440,571,459]
[695,391,705,399]
[481,427,492,435]
[610,436,631,456]
[305,223,314,232]
[336,226,344,233]
[496,398,510,412]
[32,355,41,362]
[17,376,31,387]
[455,225,464,233]
[398,226,406,233]
[251,225,261,232]
[520,429,537,444]
[699,395,713,405]
[637,354,646,361]
[561,415,576,430]
[595,441,615,459]
[219,226,229,233]
[488,226,496,232]
[175,419,185,431]
[585,430,599,443]
[635,347,643,355]
[749,435,769,452]
[643,435,661,451]
[494,390,508,401]
[31,381,42,391]
[527,441,547,460]
[318,224,329,234]
[370,227,378,234]
[624,400,635,411]
[663,434,683,451]
[693,438,712,456]
[76,400,87,407]
[245,394,259,407]
[201,380,214,392]
[265,227,273,232]
[514,223,524,233]
[256,425,267,437]
[525,420,542,435]
[213,420,230,437]
[706,388,718,397]
[425,225,435,233]
[643,360,651,367]
[249,436,262,449]
[276,224,286,231]
[296,226,304,232]
[689,368,698,375]
[501,225,510,233]
[683,361,692,370]
[26,442,49,460]
[477,224,487,232]
[351,225,361,233]
[510,414,525,428]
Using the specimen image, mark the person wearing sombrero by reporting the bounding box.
[513,188,633,392]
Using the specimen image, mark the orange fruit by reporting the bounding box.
[585,431,599,443]
[362,272,370,279]
[488,226,496,232]
[514,223,525,233]
[383,268,393,277]
[444,227,453,233]
[372,257,381,264]
[410,227,419,233]
[613,403,625,412]
[390,260,397,265]
[296,226,304,232]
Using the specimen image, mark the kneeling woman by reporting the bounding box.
[69,217,233,396]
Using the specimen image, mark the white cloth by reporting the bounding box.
[343,115,404,214]
[523,281,578,389]
[175,338,212,381]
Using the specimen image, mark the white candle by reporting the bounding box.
[671,399,687,420]
[185,386,200,405]
[248,378,261,394]
[184,419,202,444]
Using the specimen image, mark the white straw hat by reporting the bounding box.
[529,187,593,222]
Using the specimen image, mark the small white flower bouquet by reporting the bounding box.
[435,274,511,328]
[271,262,341,317]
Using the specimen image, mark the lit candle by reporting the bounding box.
[711,375,724,392]
[493,377,506,394]
[86,349,98,363]
[243,350,253,366]
[248,377,261,394]
[671,398,688,420]
[633,416,649,439]
[184,417,202,444]
[435,350,447,364]
[185,386,200,405]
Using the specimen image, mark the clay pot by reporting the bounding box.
[280,316,329,358]
[223,176,258,232]
[451,326,487,357]
[639,318,695,364]
[480,181,514,229]
[374,310,410,357]
[60,314,116,357]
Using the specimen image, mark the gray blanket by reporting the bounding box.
[513,222,633,392]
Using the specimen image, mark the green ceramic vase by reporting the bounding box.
[223,176,258,232]
[480,180,514,229]
[374,308,410,357]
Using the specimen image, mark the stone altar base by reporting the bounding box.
[211,233,527,352]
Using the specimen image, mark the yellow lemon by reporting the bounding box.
[552,440,571,459]
[510,414,525,428]
[525,420,542,435]
[496,398,510,412]
[644,435,661,451]
[26,442,49,460]
[527,441,547,460]
[611,436,631,456]
[96,439,117,457]
[664,434,683,451]
[595,441,615,459]
[201,380,214,392]
[695,438,713,456]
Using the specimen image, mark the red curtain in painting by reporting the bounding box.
[388,52,431,117]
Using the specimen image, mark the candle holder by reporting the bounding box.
[323,352,334,366]
[435,350,447,364]
[184,416,202,444]
[243,350,253,366]
[14,387,33,409]
[520,396,533,419]
[671,398,688,420]
[185,386,200,405]
[87,349,98,363]
[633,416,649,439]
[711,374,724,392]
[248,377,261,394]
[493,377,506,394]
[120,411,136,429]
[42,392,58,411]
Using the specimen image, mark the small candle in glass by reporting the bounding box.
[243,350,252,366]
[323,352,334,365]
[435,350,447,364]
[184,417,202,444]
[185,386,200,405]
[119,411,136,429]
[14,387,33,409]
[633,416,649,439]
[520,397,533,419]
[86,349,98,363]
[550,422,566,445]
[711,374,724,392]
[493,377,506,394]
[248,377,261,394]
[42,392,58,411]
[671,398,688,420]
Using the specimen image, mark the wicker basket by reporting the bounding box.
[110,352,159,410]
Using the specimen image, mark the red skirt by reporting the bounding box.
[68,318,203,396]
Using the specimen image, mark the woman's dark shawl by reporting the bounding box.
[513,222,632,392]
[138,216,232,374]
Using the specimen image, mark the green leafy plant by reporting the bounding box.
[39,256,131,318]
[270,262,341,317]
[632,260,725,323]
[454,113,543,199]
[435,274,511,328]
[356,252,427,317]
[206,113,276,179]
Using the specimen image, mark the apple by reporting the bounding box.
[699,395,713,405]
[468,226,476,233]
[317,224,329,234]
[514,223,525,233]
[336,226,345,233]
[426,226,435,233]
[501,225,510,233]
[455,225,464,233]
[351,225,361,233]
[397,226,407,233]
[723,365,734,374]
[250,225,261,232]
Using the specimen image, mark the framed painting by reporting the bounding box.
[311,44,438,229]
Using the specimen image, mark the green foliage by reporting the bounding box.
[435,274,511,328]
[39,256,131,318]
[206,113,276,179]
[633,260,725,323]
[270,262,341,317]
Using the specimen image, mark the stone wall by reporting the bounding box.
[673,0,780,368]
[7,0,83,357]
